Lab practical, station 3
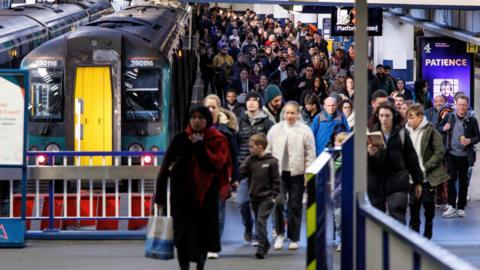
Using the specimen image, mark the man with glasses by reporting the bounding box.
[328,69,347,95]
[297,64,315,96]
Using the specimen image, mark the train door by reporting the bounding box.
[74,66,112,165]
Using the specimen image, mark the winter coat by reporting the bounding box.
[437,112,480,166]
[223,103,245,121]
[215,109,240,182]
[405,117,449,187]
[154,128,230,254]
[239,153,281,202]
[237,111,274,166]
[311,110,350,155]
[300,107,319,127]
[266,120,316,176]
[368,124,424,198]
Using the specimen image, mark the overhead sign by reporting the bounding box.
[0,220,25,247]
[331,7,383,36]
[419,37,474,106]
[0,71,27,166]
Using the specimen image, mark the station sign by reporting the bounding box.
[330,7,383,36]
[0,71,28,166]
[418,37,474,106]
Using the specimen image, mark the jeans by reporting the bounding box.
[236,179,253,234]
[218,198,226,238]
[274,172,304,242]
[252,199,274,251]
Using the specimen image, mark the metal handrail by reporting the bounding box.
[357,192,477,270]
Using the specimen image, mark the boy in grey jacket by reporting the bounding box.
[240,134,280,259]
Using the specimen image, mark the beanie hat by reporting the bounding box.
[264,84,282,104]
[246,91,262,107]
[189,105,213,128]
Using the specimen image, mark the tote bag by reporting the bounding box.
[145,177,174,260]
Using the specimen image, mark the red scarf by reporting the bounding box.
[185,126,231,207]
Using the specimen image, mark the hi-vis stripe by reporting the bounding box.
[306,172,316,270]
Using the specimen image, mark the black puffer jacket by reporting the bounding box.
[237,111,274,169]
[368,124,423,198]
[239,153,280,202]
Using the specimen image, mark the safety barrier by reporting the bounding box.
[307,134,478,270]
[0,151,163,240]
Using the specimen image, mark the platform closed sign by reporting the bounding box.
[0,220,25,247]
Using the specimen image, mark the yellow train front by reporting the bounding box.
[21,2,196,162]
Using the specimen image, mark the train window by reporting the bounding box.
[29,68,63,121]
[123,68,161,121]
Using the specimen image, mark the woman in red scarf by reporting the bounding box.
[155,105,231,270]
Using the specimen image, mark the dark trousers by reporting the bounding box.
[409,182,435,239]
[202,76,213,98]
[369,191,408,224]
[446,154,469,210]
[274,172,304,242]
[252,199,274,252]
[178,249,207,270]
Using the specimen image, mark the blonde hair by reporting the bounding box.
[203,94,221,107]
[406,104,424,117]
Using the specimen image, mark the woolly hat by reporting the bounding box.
[264,84,282,104]
[246,91,262,107]
[189,105,213,128]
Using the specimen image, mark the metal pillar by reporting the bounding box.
[353,0,368,270]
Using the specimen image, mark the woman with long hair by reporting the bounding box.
[367,103,423,224]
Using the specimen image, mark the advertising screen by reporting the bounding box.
[419,37,474,106]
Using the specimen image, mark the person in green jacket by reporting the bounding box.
[405,104,450,239]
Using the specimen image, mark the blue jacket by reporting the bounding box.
[311,111,350,155]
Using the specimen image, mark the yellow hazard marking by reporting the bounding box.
[307,203,317,238]
[307,260,317,270]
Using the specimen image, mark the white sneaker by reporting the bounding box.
[336,244,342,252]
[207,252,219,259]
[252,240,259,247]
[274,234,285,250]
[443,206,457,218]
[457,209,466,217]
[288,241,300,250]
[467,195,471,201]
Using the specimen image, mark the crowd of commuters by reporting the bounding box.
[153,4,479,269]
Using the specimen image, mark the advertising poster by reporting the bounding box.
[331,7,383,36]
[419,38,474,106]
[0,72,26,166]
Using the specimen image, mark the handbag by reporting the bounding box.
[145,177,174,260]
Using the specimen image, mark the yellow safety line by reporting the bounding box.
[307,203,316,238]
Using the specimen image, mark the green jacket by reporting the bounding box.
[420,123,450,187]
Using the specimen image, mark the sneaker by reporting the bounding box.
[442,206,457,218]
[255,251,265,259]
[274,234,285,250]
[288,241,300,250]
[467,195,471,201]
[207,252,219,259]
[244,232,253,243]
[302,193,308,205]
[336,244,342,252]
[457,209,465,217]
[252,240,259,247]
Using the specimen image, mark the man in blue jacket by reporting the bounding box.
[311,97,350,155]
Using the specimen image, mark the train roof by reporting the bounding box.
[87,3,189,51]
[0,4,87,26]
[0,15,43,40]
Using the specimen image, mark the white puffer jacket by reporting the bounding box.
[266,120,316,176]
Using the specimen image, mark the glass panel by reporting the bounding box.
[123,68,161,121]
[29,68,63,121]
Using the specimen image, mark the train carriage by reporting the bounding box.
[21,2,196,163]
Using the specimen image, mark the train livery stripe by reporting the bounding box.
[306,172,316,270]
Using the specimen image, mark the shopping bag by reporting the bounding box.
[145,176,174,260]
[144,215,174,260]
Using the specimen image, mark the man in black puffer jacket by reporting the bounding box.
[235,91,274,243]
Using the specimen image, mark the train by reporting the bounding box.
[21,1,197,161]
[0,0,113,68]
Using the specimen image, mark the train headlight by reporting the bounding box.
[128,143,143,152]
[150,146,159,152]
[46,143,60,152]
[143,155,153,165]
[37,154,47,165]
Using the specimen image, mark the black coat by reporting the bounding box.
[237,112,274,167]
[239,153,280,202]
[368,125,424,199]
[154,132,222,254]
